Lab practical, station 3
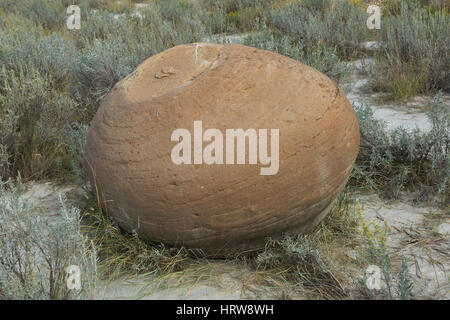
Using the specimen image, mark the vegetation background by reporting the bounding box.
[0,0,448,300]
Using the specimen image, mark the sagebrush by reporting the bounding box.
[0,179,97,299]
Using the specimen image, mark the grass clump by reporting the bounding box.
[232,189,359,300]
[310,187,359,248]
[0,0,67,31]
[381,0,447,16]
[0,178,97,299]
[80,183,358,299]
[199,0,273,33]
[82,191,193,280]
[253,234,347,299]
[370,4,449,100]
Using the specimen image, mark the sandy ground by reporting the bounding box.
[353,193,449,299]
[344,55,450,132]
[15,179,448,300]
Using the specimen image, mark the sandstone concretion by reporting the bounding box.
[85,43,360,256]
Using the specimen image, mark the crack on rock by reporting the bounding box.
[155,66,177,79]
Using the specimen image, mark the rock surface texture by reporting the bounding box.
[85,43,360,256]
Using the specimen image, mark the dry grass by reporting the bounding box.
[83,181,360,299]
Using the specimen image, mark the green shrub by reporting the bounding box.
[199,0,272,13]
[370,5,449,100]
[382,0,445,16]
[0,179,97,299]
[0,69,76,180]
[0,28,76,88]
[268,0,370,59]
[142,0,208,38]
[353,93,449,204]
[244,30,351,83]
[67,123,89,184]
[157,0,200,24]
[0,0,68,30]
[397,257,414,300]
[69,10,130,49]
[311,186,358,245]
[75,0,136,12]
[301,0,332,12]
[199,0,272,33]
[204,8,228,34]
[254,234,347,299]
[70,36,153,115]
[0,10,40,33]
[226,7,266,33]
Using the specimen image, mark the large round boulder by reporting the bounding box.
[85,43,359,256]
